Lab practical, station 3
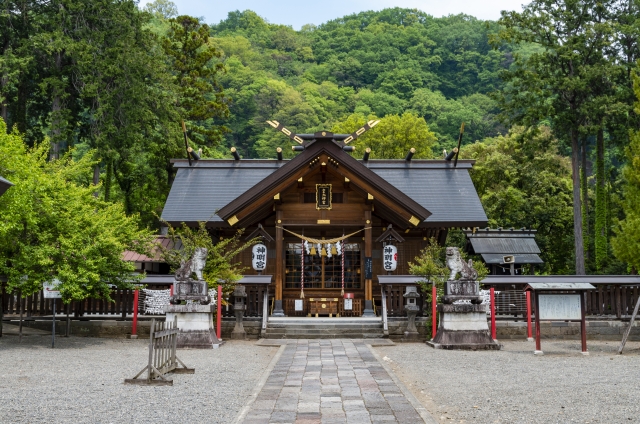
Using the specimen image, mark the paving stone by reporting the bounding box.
[240,340,426,423]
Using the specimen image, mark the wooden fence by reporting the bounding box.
[5,281,640,320]
[1,283,269,319]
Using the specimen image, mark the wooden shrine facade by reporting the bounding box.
[161,132,488,317]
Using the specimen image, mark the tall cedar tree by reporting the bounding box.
[162,15,229,146]
[493,0,615,274]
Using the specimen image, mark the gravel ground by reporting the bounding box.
[0,336,277,424]
[375,340,640,424]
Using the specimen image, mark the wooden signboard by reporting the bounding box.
[538,294,581,320]
[316,184,332,210]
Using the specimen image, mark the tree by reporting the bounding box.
[409,238,488,314]
[465,127,575,273]
[161,222,258,298]
[0,119,153,302]
[493,0,616,274]
[162,15,229,145]
[612,78,640,272]
[331,112,437,159]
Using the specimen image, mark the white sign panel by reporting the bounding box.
[43,279,62,299]
[252,244,267,271]
[344,298,353,310]
[294,299,303,311]
[383,245,397,272]
[538,294,581,320]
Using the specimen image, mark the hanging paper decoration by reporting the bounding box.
[251,243,267,271]
[300,239,305,299]
[341,240,345,296]
[383,244,398,272]
[336,241,342,256]
[304,240,310,255]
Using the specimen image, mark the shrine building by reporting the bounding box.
[160,129,488,317]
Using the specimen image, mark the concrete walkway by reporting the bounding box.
[239,340,430,424]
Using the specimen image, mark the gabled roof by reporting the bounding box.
[216,138,431,226]
[0,175,14,197]
[160,147,488,228]
[464,227,543,264]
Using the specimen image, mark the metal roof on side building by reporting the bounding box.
[160,159,488,227]
[0,175,14,197]
[464,228,543,264]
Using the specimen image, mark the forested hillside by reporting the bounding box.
[2,0,640,275]
[210,9,509,158]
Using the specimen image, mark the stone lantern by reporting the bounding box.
[231,285,247,340]
[403,286,421,341]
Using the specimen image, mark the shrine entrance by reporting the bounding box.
[283,241,364,317]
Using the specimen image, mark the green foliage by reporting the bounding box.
[161,222,259,298]
[0,119,154,302]
[465,127,575,273]
[408,238,488,304]
[162,15,230,145]
[209,9,510,158]
[331,112,437,159]
[612,85,640,272]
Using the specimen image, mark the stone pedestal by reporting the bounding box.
[362,300,376,317]
[272,300,285,317]
[165,304,223,349]
[402,304,421,342]
[231,308,246,339]
[427,279,500,350]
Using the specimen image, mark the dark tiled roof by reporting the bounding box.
[0,175,13,197]
[463,228,543,264]
[161,159,488,227]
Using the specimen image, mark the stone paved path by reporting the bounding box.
[242,340,426,424]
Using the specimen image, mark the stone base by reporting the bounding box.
[165,304,223,349]
[230,330,246,340]
[427,303,501,350]
[401,331,421,342]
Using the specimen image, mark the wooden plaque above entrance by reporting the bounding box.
[316,184,332,210]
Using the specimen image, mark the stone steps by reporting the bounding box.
[263,318,384,339]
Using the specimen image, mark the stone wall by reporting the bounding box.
[7,317,640,341]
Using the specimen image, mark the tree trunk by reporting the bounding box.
[92,165,100,197]
[49,51,62,161]
[571,128,586,275]
[104,161,112,202]
[595,126,606,271]
[581,138,589,263]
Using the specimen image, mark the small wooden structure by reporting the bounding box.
[125,317,194,386]
[524,282,594,355]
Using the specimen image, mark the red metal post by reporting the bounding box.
[217,285,222,340]
[526,290,532,340]
[131,289,139,337]
[580,292,587,353]
[534,292,542,352]
[490,287,496,340]
[431,284,437,339]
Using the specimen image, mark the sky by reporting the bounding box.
[139,0,528,29]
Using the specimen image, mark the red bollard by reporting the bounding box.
[130,289,139,339]
[490,287,496,340]
[526,290,533,340]
[432,284,437,339]
[216,285,222,340]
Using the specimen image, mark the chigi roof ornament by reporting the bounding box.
[266,119,380,152]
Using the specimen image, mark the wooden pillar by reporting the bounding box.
[363,210,374,316]
[273,210,285,316]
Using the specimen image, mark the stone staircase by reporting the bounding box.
[262,317,385,339]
